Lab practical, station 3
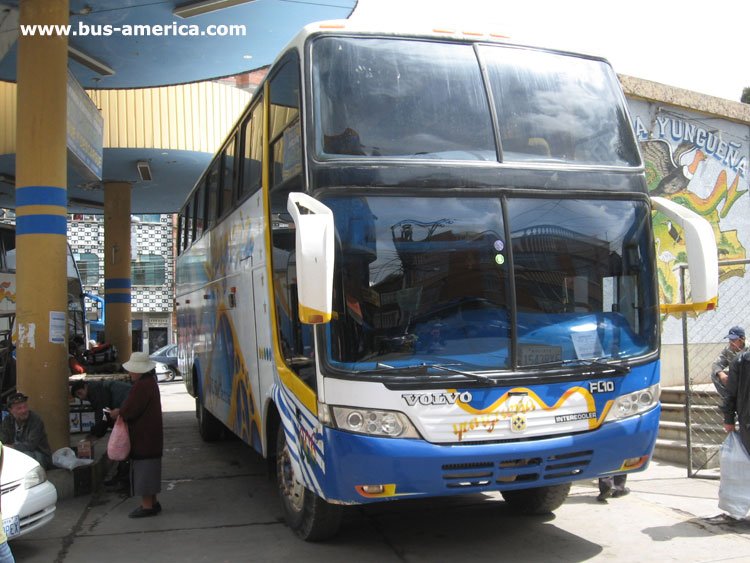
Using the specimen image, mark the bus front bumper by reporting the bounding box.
[319,405,660,504]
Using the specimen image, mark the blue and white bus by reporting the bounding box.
[176,20,717,540]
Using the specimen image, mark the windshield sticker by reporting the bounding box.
[493,239,504,252]
[571,331,603,359]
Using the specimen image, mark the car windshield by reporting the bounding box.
[323,195,657,374]
[312,36,639,166]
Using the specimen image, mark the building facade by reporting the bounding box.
[619,75,750,387]
[68,213,176,354]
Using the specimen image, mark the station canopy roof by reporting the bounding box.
[0,0,356,214]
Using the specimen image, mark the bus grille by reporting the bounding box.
[441,450,593,489]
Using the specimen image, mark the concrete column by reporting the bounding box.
[103,182,132,360]
[15,0,70,452]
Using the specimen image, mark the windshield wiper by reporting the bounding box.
[527,357,630,376]
[428,363,496,383]
[374,362,496,383]
[580,358,631,375]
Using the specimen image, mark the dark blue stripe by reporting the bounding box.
[104,294,131,304]
[16,215,67,235]
[278,394,291,419]
[104,278,131,290]
[16,186,67,208]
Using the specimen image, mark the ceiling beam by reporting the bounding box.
[69,45,115,76]
[173,0,256,19]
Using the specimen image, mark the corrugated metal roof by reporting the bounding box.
[0,80,250,155]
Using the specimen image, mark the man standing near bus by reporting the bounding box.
[711,346,750,523]
[597,474,629,501]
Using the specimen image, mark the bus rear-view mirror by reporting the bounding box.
[651,196,718,313]
[287,192,334,324]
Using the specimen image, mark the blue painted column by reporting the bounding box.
[103,182,132,359]
[15,0,70,451]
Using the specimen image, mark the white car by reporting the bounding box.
[1,447,57,540]
[155,361,176,382]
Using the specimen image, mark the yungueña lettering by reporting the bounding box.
[633,115,747,177]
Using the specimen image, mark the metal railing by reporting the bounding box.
[675,259,750,478]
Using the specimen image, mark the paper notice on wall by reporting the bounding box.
[50,311,66,344]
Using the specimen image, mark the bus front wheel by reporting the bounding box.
[501,483,571,515]
[276,425,342,541]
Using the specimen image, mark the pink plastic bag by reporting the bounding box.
[107,416,130,461]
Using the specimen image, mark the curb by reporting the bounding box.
[47,435,114,500]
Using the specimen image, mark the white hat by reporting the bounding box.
[122,351,156,374]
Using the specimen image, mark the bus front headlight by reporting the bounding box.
[328,406,420,438]
[603,383,660,423]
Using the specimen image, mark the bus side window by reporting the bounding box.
[240,100,264,200]
[177,207,184,254]
[219,136,237,216]
[206,160,220,229]
[269,53,301,190]
[0,228,14,271]
[185,201,193,248]
[193,184,205,241]
[178,204,190,253]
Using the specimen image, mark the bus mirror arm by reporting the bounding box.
[651,196,718,313]
[287,192,335,324]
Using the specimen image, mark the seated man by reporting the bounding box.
[711,326,746,400]
[0,392,52,469]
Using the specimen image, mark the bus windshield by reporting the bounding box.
[312,37,639,166]
[323,195,657,373]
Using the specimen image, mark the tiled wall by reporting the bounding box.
[67,215,175,314]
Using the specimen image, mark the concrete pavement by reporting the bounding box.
[10,383,750,562]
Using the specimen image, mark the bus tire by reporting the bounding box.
[196,397,223,442]
[501,483,571,515]
[276,425,342,541]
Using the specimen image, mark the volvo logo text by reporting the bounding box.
[402,391,473,407]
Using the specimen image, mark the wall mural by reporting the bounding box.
[630,104,749,312]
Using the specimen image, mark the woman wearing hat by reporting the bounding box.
[109,352,163,518]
